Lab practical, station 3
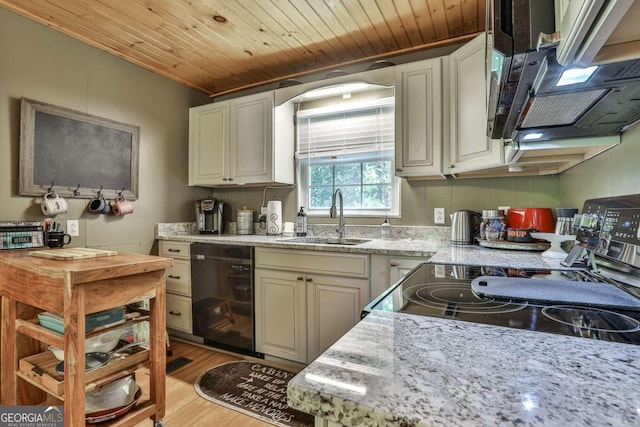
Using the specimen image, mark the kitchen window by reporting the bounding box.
[296,95,400,217]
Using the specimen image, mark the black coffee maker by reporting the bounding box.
[195,199,225,234]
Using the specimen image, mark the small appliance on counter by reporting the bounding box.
[195,199,226,234]
[450,210,482,245]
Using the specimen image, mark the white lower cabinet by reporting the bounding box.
[254,269,308,363]
[255,248,369,363]
[160,240,193,334]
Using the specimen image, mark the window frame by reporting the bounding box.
[295,95,401,218]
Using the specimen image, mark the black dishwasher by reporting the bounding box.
[190,243,262,358]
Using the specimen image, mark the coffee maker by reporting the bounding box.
[195,199,225,234]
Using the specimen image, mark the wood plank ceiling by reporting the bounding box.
[0,0,486,96]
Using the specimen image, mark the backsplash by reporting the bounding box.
[156,222,450,241]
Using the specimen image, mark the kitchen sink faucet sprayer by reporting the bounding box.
[330,188,345,239]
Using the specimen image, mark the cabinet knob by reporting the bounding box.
[222,178,228,181]
[395,168,403,172]
[228,178,234,181]
[168,275,181,279]
[297,276,304,281]
[306,277,313,283]
[169,310,182,316]
[168,248,180,253]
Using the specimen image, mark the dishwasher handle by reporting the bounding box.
[192,253,253,265]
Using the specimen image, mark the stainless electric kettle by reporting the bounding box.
[450,210,482,245]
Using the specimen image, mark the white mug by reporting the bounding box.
[40,193,68,216]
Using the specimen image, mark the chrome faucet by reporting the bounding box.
[330,188,345,239]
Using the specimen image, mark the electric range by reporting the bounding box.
[363,194,640,346]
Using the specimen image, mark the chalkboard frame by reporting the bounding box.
[19,98,140,200]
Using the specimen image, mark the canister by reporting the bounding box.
[237,207,254,235]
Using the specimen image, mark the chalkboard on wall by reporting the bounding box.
[19,98,140,200]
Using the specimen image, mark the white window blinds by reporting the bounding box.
[296,97,395,159]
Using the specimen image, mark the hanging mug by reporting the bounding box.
[40,192,68,216]
[88,196,110,214]
[112,196,133,216]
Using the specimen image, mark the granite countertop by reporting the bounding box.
[156,222,448,257]
[287,310,640,427]
[155,222,566,267]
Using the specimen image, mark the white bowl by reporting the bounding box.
[48,329,124,361]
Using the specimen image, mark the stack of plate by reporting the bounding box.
[85,375,141,423]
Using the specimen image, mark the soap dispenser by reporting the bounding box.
[381,216,391,240]
[296,206,308,236]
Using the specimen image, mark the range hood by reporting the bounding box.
[488,0,640,144]
[511,48,640,143]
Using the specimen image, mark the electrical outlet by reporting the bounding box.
[434,207,446,224]
[67,220,79,237]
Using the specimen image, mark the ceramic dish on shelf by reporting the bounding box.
[529,232,577,258]
[48,329,124,361]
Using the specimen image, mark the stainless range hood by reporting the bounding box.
[511,48,640,143]
[488,0,640,144]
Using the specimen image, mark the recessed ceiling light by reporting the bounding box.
[557,66,598,86]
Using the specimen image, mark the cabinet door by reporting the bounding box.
[448,34,504,174]
[254,268,307,363]
[230,92,274,184]
[189,103,230,185]
[307,274,369,362]
[394,58,443,178]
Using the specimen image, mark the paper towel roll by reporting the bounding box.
[267,201,282,235]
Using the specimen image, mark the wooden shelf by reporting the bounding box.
[18,347,149,396]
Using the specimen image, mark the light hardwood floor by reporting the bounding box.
[134,339,300,426]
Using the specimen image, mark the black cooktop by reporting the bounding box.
[363,263,640,346]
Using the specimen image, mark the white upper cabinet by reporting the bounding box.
[189,91,294,186]
[447,34,504,174]
[394,58,444,178]
[189,102,229,186]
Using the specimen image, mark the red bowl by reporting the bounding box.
[506,208,555,233]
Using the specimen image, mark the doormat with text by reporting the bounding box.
[194,361,313,427]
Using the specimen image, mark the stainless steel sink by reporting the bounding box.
[279,237,371,246]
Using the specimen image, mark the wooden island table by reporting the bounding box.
[0,249,172,426]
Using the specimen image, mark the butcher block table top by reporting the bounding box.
[0,249,172,295]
